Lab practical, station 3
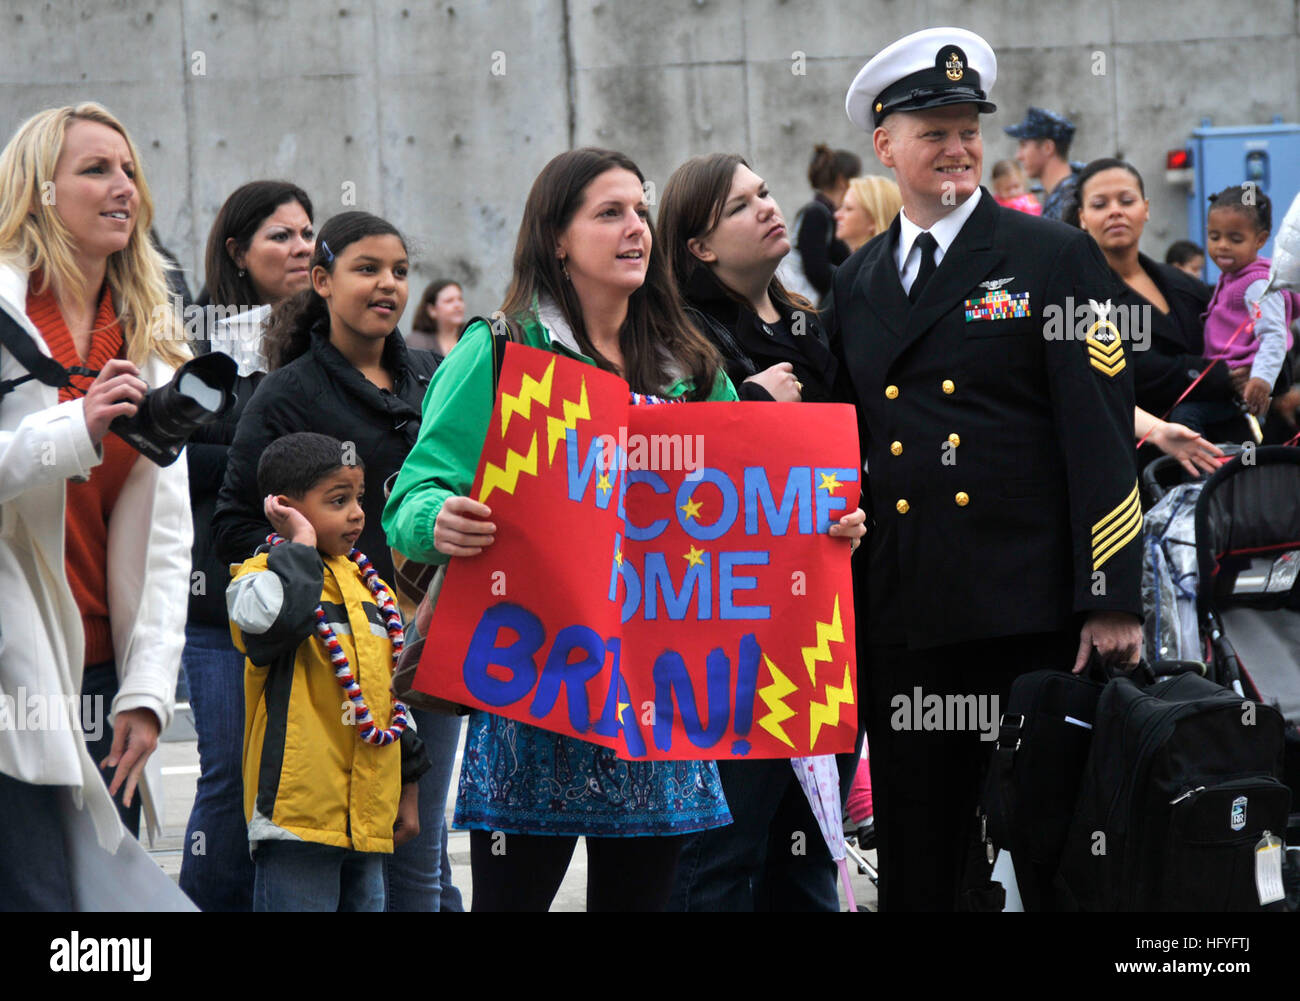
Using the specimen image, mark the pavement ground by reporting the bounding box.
[151,707,878,912]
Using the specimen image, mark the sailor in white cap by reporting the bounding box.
[825,28,1144,912]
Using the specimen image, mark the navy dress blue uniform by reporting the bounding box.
[828,187,1145,910]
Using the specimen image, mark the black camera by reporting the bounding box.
[110,352,239,466]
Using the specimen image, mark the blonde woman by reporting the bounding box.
[833,175,903,254]
[0,103,192,909]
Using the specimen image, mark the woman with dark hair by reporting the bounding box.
[1068,158,1244,448]
[385,147,866,911]
[179,179,314,911]
[212,211,457,912]
[405,278,465,361]
[781,144,861,304]
[658,152,864,911]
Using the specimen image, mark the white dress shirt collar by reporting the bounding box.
[896,186,983,286]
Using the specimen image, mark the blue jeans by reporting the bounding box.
[385,709,463,911]
[178,622,255,911]
[253,840,386,911]
[81,660,141,838]
[1169,398,1242,437]
[0,773,74,911]
[669,745,860,912]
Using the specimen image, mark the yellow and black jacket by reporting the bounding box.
[227,542,429,853]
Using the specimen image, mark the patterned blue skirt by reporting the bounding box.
[454,711,733,837]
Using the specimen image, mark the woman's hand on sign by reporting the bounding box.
[745,362,802,402]
[82,358,147,446]
[435,495,496,557]
[829,506,867,553]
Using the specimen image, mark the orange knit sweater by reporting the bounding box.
[27,278,139,666]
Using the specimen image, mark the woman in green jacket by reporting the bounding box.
[385,148,862,910]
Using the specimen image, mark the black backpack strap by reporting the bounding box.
[0,307,79,398]
[463,313,515,391]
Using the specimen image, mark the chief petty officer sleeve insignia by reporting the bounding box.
[1091,480,1142,571]
[1085,298,1125,376]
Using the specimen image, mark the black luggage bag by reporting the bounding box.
[979,663,1110,911]
[1057,670,1290,911]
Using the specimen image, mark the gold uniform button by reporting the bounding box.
[948,433,961,447]
[890,440,903,456]
[885,384,899,400]
[896,498,910,514]
[955,491,970,507]
[942,379,955,395]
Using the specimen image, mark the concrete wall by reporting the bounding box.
[3,0,1296,316]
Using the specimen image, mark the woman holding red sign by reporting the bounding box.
[384,147,865,911]
[658,153,865,912]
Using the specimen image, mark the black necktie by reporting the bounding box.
[908,232,938,304]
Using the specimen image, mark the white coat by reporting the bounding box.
[0,262,192,851]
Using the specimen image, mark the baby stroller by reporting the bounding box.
[1192,446,1300,904]
[1140,445,1300,905]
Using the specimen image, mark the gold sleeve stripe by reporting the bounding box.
[1094,504,1143,569]
[1092,483,1143,570]
[1087,333,1126,376]
[1092,483,1139,536]
[1088,351,1126,375]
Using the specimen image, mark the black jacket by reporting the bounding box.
[1117,254,1229,415]
[827,190,1141,650]
[187,367,266,626]
[794,193,851,301]
[682,265,842,403]
[213,325,438,589]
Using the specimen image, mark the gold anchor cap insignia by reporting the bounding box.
[945,51,964,81]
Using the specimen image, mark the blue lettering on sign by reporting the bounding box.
[643,551,711,621]
[617,559,641,624]
[651,647,732,751]
[744,466,813,535]
[814,466,859,532]
[462,603,544,706]
[529,624,604,733]
[719,551,770,619]
[566,429,619,510]
[592,637,623,737]
[624,469,670,541]
[677,468,738,541]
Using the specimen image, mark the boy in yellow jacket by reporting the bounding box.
[227,432,428,911]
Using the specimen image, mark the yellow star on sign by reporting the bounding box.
[680,496,703,520]
[597,472,611,495]
[683,545,706,568]
[617,701,630,720]
[614,548,623,566]
[819,472,842,493]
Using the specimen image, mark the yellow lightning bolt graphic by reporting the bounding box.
[800,594,844,685]
[546,377,591,462]
[808,662,854,749]
[500,358,555,436]
[478,433,538,504]
[757,655,798,750]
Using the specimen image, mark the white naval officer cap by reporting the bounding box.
[846,27,997,131]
